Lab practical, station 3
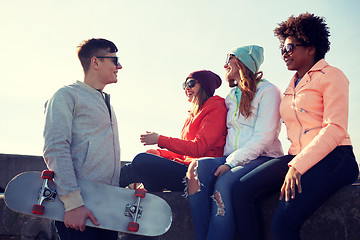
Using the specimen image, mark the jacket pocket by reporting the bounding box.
[298,107,322,120]
[303,126,322,134]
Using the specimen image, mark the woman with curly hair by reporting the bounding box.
[231,13,359,240]
[187,45,283,240]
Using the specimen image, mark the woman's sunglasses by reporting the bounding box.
[96,56,120,66]
[182,79,198,90]
[281,43,305,56]
[225,54,235,65]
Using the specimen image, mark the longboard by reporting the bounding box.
[4,171,172,236]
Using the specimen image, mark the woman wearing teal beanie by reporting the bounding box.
[186,45,283,240]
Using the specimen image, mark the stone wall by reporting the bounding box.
[1,154,360,240]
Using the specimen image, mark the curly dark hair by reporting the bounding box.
[274,12,330,62]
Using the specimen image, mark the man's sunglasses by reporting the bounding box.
[96,56,120,66]
[281,43,305,56]
[182,79,198,90]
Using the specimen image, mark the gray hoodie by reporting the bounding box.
[43,81,121,210]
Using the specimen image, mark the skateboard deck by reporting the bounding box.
[4,171,172,236]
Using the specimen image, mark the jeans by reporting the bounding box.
[232,146,359,240]
[188,156,271,240]
[119,153,188,191]
[55,221,118,240]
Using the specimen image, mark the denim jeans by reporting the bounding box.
[119,153,188,191]
[232,146,359,240]
[188,156,271,240]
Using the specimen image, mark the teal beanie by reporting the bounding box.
[228,45,264,74]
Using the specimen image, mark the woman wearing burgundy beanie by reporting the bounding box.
[187,45,283,240]
[119,70,227,192]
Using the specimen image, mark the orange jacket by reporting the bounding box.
[280,59,352,174]
[157,95,227,166]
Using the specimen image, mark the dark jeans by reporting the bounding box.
[232,146,359,240]
[55,221,118,240]
[119,153,188,191]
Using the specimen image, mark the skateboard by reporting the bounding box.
[4,171,172,236]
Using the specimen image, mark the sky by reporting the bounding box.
[1,0,359,165]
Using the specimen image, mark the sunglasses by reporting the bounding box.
[182,79,198,90]
[96,56,120,66]
[281,43,305,56]
[225,54,235,65]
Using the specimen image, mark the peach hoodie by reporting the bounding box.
[280,59,352,175]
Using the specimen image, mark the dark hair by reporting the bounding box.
[77,38,118,73]
[274,12,330,62]
[190,86,210,116]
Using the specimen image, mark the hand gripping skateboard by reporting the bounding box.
[4,171,172,236]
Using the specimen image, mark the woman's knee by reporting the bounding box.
[186,160,201,195]
[132,153,153,169]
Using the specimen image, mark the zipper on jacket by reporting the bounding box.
[299,108,322,134]
[232,101,241,150]
[228,93,241,150]
[304,127,322,134]
[299,108,322,119]
[292,93,303,151]
[110,113,117,183]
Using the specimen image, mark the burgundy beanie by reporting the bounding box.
[186,70,222,97]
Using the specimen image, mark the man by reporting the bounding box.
[43,38,122,240]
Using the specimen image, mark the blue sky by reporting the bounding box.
[1,0,359,164]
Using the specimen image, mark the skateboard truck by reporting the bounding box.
[125,188,147,232]
[32,170,57,215]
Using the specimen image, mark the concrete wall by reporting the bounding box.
[1,154,360,240]
[0,154,47,192]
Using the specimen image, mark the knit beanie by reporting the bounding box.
[228,45,264,74]
[186,70,222,97]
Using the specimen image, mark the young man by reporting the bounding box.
[43,38,122,240]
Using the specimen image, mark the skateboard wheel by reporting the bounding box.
[134,188,146,198]
[127,222,139,232]
[32,204,45,215]
[41,170,54,180]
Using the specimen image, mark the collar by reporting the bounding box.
[285,59,329,93]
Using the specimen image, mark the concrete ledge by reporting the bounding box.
[260,182,360,240]
[0,154,47,192]
[0,194,57,240]
[1,154,360,240]
[2,184,360,240]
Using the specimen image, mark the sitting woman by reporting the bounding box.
[186,45,283,240]
[119,70,227,192]
[231,13,359,240]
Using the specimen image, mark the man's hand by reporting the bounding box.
[64,205,99,232]
[280,166,302,202]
